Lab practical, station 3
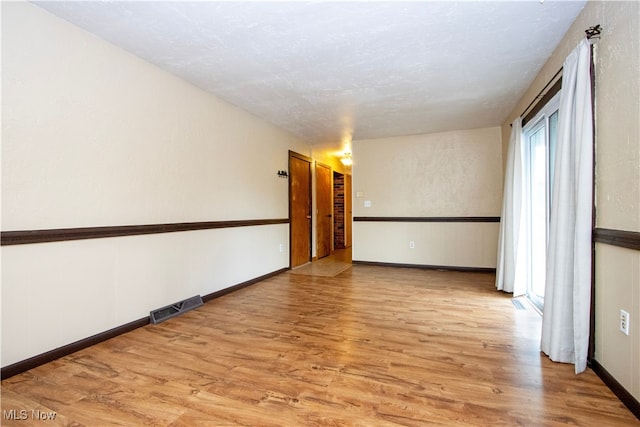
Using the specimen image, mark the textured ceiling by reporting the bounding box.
[33,1,586,151]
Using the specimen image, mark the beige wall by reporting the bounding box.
[1,2,310,366]
[502,0,639,401]
[352,127,502,268]
[2,3,307,230]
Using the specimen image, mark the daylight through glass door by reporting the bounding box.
[523,94,559,311]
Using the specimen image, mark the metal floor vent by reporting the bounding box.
[511,299,527,311]
[150,295,203,324]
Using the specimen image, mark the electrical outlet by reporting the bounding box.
[409,241,415,249]
[279,243,284,253]
[620,309,630,335]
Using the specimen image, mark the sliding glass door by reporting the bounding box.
[523,94,559,311]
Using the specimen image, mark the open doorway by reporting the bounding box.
[316,162,332,259]
[333,171,352,250]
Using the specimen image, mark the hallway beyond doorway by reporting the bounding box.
[289,248,352,277]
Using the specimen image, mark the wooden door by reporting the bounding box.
[289,151,312,268]
[345,174,352,248]
[316,163,332,259]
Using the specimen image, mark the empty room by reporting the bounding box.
[1,1,639,425]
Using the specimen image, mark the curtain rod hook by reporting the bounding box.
[585,24,602,39]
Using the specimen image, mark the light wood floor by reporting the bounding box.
[2,262,638,426]
[290,248,352,277]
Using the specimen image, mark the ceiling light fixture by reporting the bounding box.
[340,153,353,166]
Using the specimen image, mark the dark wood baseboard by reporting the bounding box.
[590,228,640,420]
[1,268,288,380]
[202,268,288,303]
[590,359,640,420]
[353,260,496,274]
[0,317,150,380]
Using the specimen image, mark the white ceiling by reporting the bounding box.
[33,1,586,152]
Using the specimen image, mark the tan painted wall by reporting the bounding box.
[1,2,310,366]
[2,3,307,230]
[502,0,639,401]
[352,127,502,268]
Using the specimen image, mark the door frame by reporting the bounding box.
[288,150,313,268]
[345,173,352,248]
[332,170,352,250]
[316,162,333,259]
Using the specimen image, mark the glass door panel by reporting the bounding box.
[523,92,559,312]
[528,126,547,308]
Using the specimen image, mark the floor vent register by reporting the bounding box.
[150,295,204,324]
[511,299,527,311]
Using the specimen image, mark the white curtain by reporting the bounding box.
[495,117,526,296]
[541,38,594,374]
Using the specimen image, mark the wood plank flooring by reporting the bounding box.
[2,264,638,426]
